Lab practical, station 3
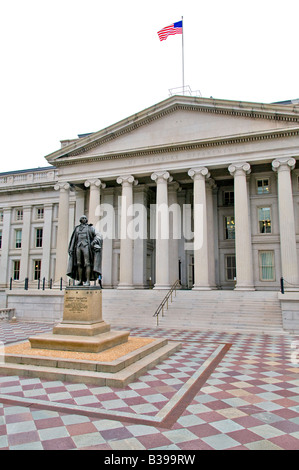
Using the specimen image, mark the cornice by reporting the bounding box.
[53,126,299,167]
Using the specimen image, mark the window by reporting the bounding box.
[0,211,3,222]
[13,260,20,280]
[36,228,43,248]
[0,230,2,249]
[224,216,235,240]
[34,260,41,280]
[16,209,23,221]
[258,207,271,233]
[257,178,270,194]
[36,207,44,220]
[15,229,22,248]
[259,251,275,281]
[225,255,236,281]
[223,191,234,206]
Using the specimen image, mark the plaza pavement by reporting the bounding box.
[0,320,299,451]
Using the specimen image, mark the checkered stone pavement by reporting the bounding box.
[0,321,299,450]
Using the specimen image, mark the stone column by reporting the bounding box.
[188,167,211,290]
[206,179,217,288]
[54,182,70,281]
[84,178,106,228]
[0,208,12,286]
[133,185,148,288]
[116,175,138,289]
[228,162,254,290]
[151,171,173,289]
[75,187,85,224]
[100,188,115,288]
[20,205,32,281]
[272,157,299,289]
[41,203,53,280]
[168,182,181,285]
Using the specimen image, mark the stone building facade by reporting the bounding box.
[1,95,299,293]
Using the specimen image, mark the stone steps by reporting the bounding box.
[2,340,181,388]
[101,289,285,335]
[157,290,284,334]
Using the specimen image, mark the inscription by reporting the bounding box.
[65,296,88,314]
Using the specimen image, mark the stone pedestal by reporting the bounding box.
[29,287,129,353]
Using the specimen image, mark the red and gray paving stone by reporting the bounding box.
[0,321,299,450]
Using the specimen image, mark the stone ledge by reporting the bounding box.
[53,320,111,336]
[2,341,181,388]
[5,338,168,373]
[29,330,130,353]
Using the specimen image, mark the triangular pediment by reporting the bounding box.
[45,96,299,165]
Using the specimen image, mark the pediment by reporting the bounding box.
[45,96,299,165]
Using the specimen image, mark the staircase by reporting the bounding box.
[102,289,167,328]
[157,290,284,335]
[102,289,285,335]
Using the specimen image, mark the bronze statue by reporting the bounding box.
[67,215,102,286]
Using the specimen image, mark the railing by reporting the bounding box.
[0,308,16,321]
[6,277,100,291]
[7,277,69,291]
[280,276,299,294]
[153,280,180,326]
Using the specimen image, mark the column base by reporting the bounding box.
[117,284,135,290]
[153,284,172,290]
[284,287,299,292]
[234,286,255,291]
[192,285,212,291]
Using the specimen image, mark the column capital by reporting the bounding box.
[228,162,251,177]
[117,175,138,186]
[151,171,173,184]
[54,182,70,191]
[272,157,296,172]
[168,181,181,193]
[188,167,210,180]
[207,177,217,190]
[84,178,106,189]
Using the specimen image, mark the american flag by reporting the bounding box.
[157,20,183,41]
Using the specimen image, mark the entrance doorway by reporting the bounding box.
[187,255,194,289]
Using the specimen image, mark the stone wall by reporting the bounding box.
[6,290,64,322]
[279,292,299,333]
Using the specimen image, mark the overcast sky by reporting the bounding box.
[1,0,298,173]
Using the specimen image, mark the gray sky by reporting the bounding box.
[1,0,298,172]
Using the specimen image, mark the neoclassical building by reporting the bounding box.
[1,95,299,294]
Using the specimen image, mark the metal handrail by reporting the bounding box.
[153,279,180,326]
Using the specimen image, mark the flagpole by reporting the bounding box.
[181,16,185,95]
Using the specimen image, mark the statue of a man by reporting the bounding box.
[67,215,103,286]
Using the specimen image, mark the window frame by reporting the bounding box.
[35,228,43,248]
[224,215,235,240]
[13,260,20,280]
[36,207,44,220]
[256,178,270,195]
[15,209,23,221]
[225,254,236,281]
[15,229,22,249]
[259,250,275,282]
[33,259,42,280]
[223,191,234,206]
[258,207,272,234]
